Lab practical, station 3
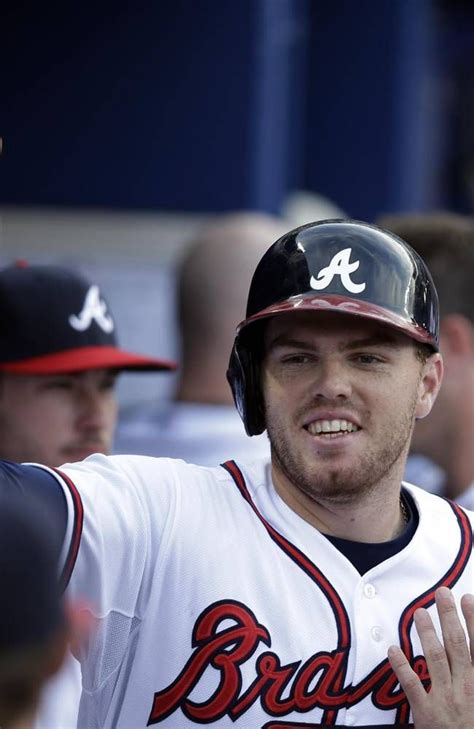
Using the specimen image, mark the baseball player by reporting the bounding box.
[0,262,177,729]
[0,262,177,467]
[0,220,473,728]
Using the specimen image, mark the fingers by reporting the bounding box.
[388,591,474,728]
[388,589,473,695]
[413,604,452,690]
[388,644,427,709]
[435,587,472,681]
[460,594,474,667]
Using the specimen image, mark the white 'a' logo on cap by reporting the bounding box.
[69,286,114,333]
[310,248,366,294]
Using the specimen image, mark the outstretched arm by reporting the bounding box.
[0,461,67,557]
[388,586,474,729]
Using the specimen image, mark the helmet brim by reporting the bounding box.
[237,293,438,350]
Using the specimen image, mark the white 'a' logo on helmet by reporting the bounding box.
[310,248,366,294]
[69,286,115,333]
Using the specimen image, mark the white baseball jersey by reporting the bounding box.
[46,454,473,728]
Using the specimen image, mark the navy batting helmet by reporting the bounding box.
[227,219,439,436]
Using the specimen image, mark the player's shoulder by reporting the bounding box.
[57,453,269,499]
[161,454,271,495]
[58,453,209,496]
[43,453,272,541]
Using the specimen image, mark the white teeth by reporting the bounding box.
[307,419,359,436]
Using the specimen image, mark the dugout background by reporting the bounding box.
[1,0,473,406]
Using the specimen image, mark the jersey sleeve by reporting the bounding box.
[50,453,180,703]
[0,460,67,559]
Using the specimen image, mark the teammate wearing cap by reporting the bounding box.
[0,263,175,729]
[0,221,473,728]
[0,263,176,467]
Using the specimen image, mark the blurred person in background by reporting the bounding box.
[0,492,86,729]
[377,212,474,509]
[0,262,176,728]
[115,212,287,465]
[282,189,346,227]
[0,263,176,467]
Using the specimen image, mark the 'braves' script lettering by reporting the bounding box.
[147,601,428,725]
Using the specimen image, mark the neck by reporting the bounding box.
[271,465,407,543]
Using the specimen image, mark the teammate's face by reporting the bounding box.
[0,369,118,467]
[262,311,442,505]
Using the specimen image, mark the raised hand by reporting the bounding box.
[388,586,474,729]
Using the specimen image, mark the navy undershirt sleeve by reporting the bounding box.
[0,460,68,559]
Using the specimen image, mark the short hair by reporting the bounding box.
[377,212,474,322]
[177,212,287,358]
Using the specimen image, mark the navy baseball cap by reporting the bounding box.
[0,263,177,374]
[0,493,64,654]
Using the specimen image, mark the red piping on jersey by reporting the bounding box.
[395,500,472,724]
[222,461,351,646]
[223,461,472,728]
[222,460,351,725]
[53,467,84,593]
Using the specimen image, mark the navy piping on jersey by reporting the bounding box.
[223,460,385,725]
[222,460,351,725]
[222,460,472,728]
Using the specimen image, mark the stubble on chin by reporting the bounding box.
[269,439,374,505]
[267,402,417,506]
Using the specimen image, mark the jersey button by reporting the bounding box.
[363,583,377,598]
[371,626,384,642]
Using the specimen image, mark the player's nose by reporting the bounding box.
[75,386,114,431]
[310,358,352,401]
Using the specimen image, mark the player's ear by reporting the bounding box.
[415,351,443,419]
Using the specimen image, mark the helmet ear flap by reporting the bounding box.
[227,334,266,436]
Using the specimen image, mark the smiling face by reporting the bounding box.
[262,311,442,506]
[0,369,118,467]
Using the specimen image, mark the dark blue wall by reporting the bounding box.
[1,1,472,216]
[1,0,307,212]
[305,0,439,220]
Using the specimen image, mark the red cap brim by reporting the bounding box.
[0,346,178,374]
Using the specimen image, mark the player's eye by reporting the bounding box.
[100,374,118,391]
[353,353,383,365]
[45,378,75,390]
[281,353,314,365]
